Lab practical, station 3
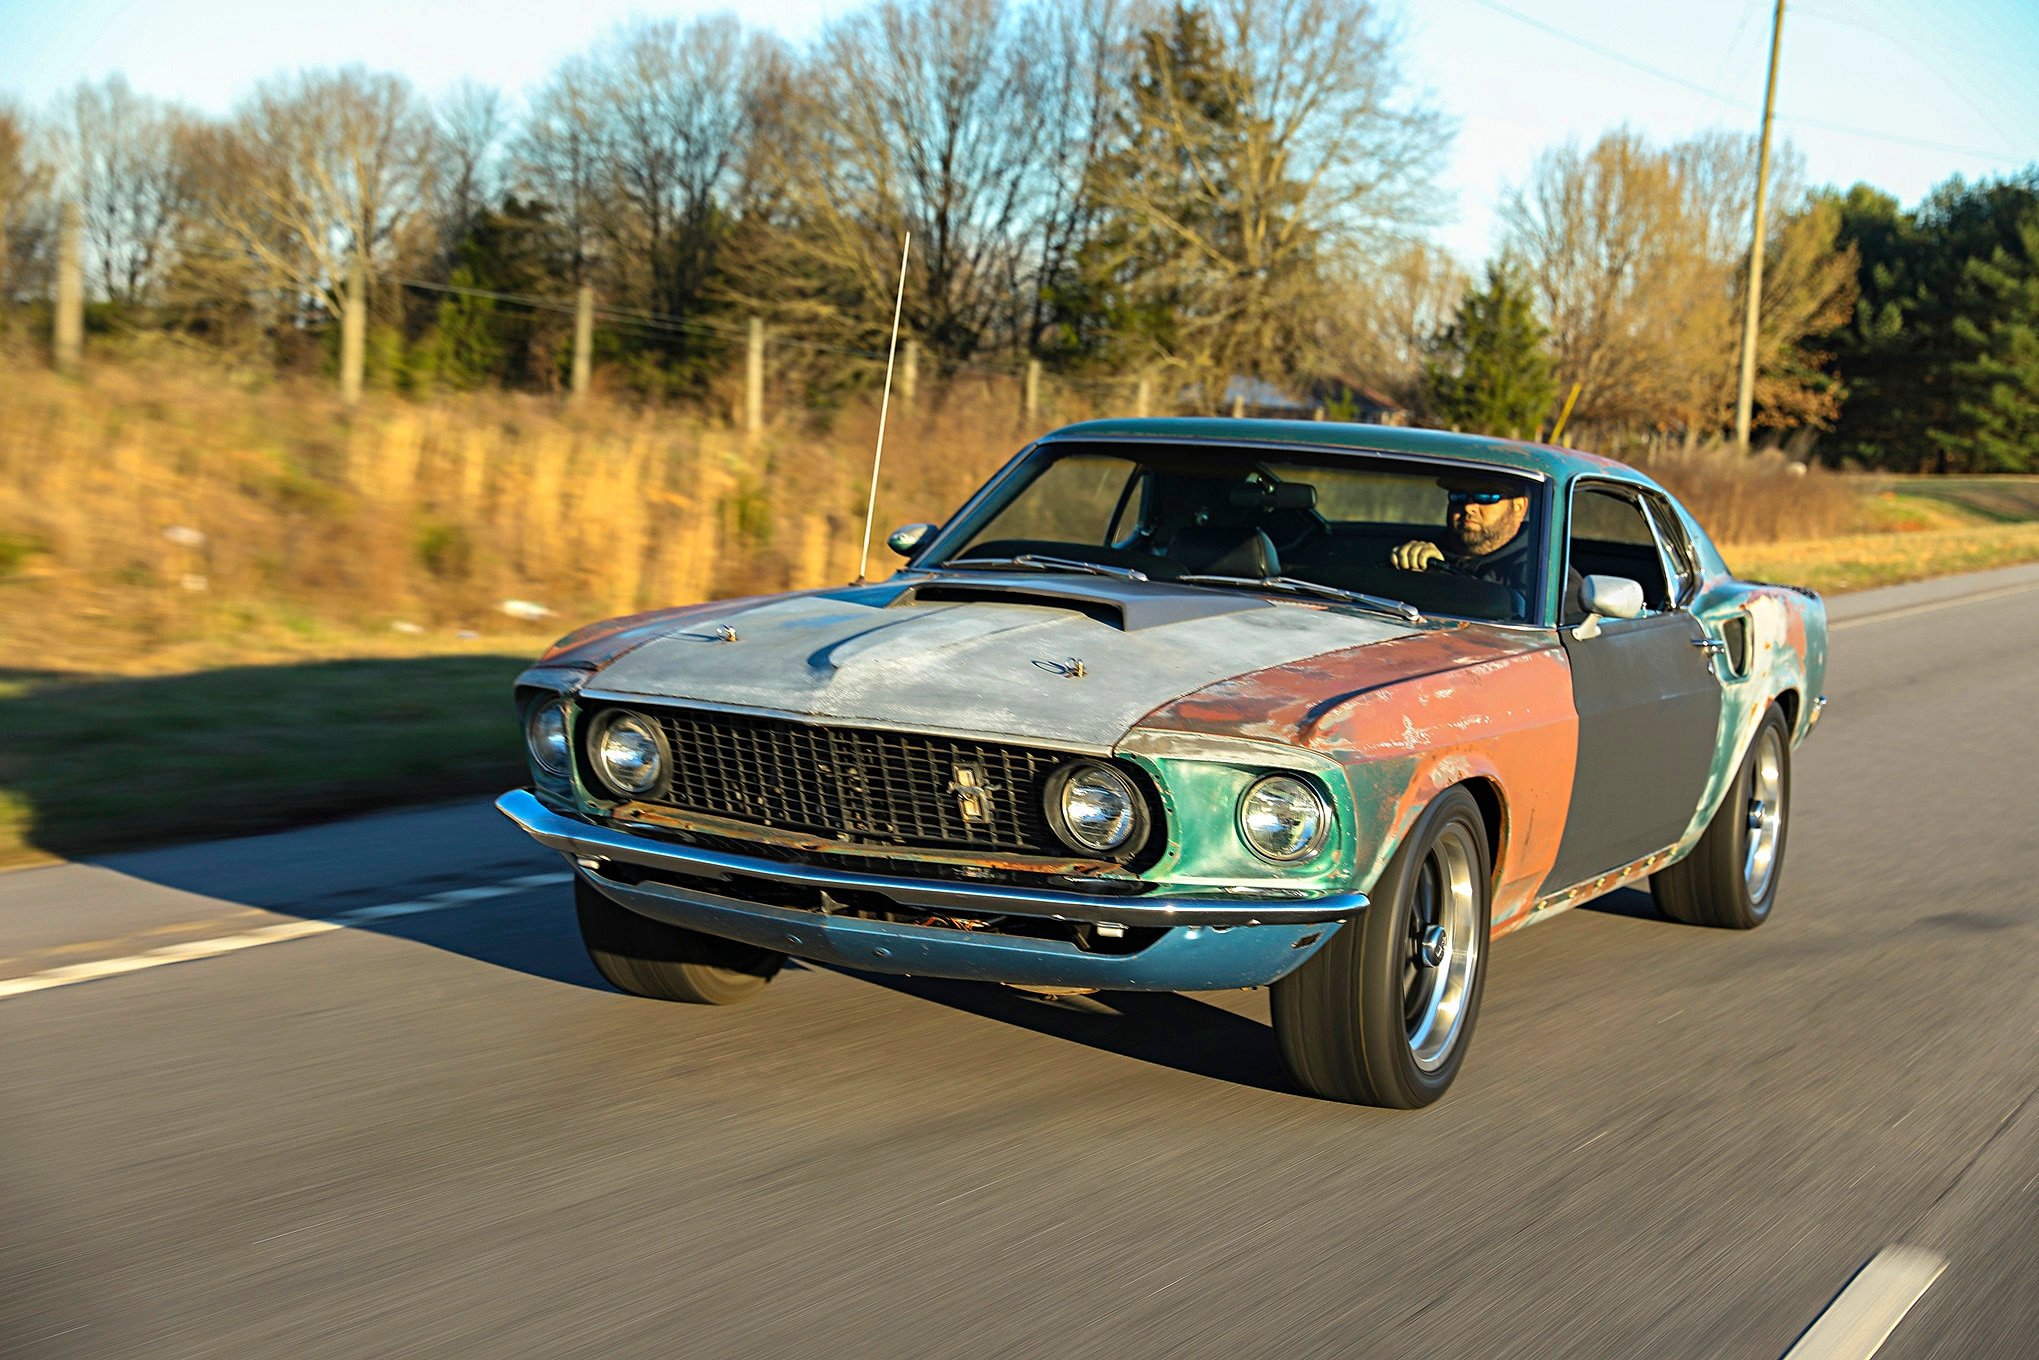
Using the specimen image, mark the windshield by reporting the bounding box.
[922,441,1548,625]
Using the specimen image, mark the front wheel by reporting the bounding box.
[1273,786,1492,1107]
[1652,704,1791,930]
[575,876,784,1004]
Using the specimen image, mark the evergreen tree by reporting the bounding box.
[1938,218,2039,472]
[1823,170,2039,470]
[1424,264,1558,437]
[428,266,503,391]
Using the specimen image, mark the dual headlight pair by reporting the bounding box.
[981,761,1329,865]
[526,700,662,796]
[527,699,1329,864]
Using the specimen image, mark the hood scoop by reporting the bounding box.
[896,574,1271,632]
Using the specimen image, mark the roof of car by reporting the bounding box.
[1040,417,1637,484]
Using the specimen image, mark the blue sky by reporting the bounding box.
[3,0,2034,264]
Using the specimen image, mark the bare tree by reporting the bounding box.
[1503,128,1856,440]
[511,59,604,287]
[1087,0,1450,402]
[1319,239,1468,405]
[190,68,435,326]
[431,79,505,263]
[49,77,198,307]
[581,16,770,327]
[756,0,1049,361]
[0,101,56,318]
[1024,0,1152,356]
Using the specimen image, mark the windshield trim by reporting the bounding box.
[909,438,1559,630]
[1033,432,1553,483]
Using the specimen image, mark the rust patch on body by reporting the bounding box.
[1138,623,1580,930]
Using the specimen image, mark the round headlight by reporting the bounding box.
[525,699,569,776]
[592,712,665,796]
[1238,775,1329,862]
[1051,762,1142,855]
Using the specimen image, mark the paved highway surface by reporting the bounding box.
[5,565,2037,1359]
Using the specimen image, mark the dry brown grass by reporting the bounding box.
[9,354,2020,673]
[0,356,1085,669]
[1624,441,1862,544]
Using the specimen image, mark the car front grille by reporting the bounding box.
[585,705,1071,855]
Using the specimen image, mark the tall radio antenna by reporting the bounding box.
[856,232,912,584]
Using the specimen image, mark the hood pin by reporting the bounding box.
[1032,656,1085,679]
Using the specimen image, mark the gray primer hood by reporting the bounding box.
[585,581,1418,749]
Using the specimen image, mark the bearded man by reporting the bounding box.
[1389,478,1541,610]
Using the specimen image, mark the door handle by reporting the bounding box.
[1692,637,1727,666]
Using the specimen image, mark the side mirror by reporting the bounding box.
[1573,575,1644,638]
[886,522,936,557]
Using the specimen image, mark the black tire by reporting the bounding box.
[1652,704,1791,930]
[575,875,784,1004]
[1272,786,1492,1108]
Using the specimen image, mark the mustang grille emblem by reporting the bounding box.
[948,763,998,824]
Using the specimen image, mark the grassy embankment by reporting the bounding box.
[1727,478,2039,592]
[3,357,2035,867]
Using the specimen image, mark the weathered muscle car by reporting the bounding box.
[499,419,1828,1107]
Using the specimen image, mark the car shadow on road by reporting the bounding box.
[1575,885,1669,922]
[824,965,1314,1098]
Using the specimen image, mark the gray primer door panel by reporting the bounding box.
[1549,612,1723,888]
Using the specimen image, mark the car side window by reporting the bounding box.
[1642,494,1701,606]
[1566,485,1674,621]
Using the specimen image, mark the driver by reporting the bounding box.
[1389,475,1538,606]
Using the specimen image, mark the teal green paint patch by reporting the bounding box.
[1121,751,1359,893]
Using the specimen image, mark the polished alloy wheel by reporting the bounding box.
[1743,725,1786,901]
[1402,822,1482,1072]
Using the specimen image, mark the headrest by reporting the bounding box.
[1169,525,1279,579]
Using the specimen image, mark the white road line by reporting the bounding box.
[0,870,573,1002]
[1831,580,2039,632]
[1782,1246,1947,1360]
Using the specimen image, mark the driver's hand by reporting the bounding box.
[1391,540,1444,572]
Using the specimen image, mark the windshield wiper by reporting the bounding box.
[944,554,1148,581]
[1174,574,1423,623]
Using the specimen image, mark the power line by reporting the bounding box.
[1457,0,2028,166]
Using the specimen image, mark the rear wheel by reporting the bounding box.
[1273,786,1491,1107]
[1652,704,1790,930]
[575,875,784,1004]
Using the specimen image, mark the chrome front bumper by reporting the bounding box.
[498,790,1363,989]
[495,789,1367,929]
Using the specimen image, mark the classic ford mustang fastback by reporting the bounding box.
[499,419,1827,1107]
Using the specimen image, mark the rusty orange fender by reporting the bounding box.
[1140,622,1579,936]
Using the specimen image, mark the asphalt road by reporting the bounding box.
[5,564,2038,1359]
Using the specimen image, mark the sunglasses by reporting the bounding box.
[1447,491,1508,507]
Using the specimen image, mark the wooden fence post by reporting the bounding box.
[745,315,765,438]
[571,284,593,403]
[1023,358,1040,421]
[339,254,365,407]
[1134,375,1151,418]
[900,338,918,406]
[54,201,83,375]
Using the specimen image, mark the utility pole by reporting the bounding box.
[1734,0,1787,451]
[571,284,593,403]
[54,201,83,374]
[339,254,365,407]
[744,315,765,438]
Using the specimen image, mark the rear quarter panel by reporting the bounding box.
[1680,578,1828,851]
